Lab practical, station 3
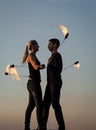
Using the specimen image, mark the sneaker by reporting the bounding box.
[24,128,30,130]
[42,125,47,130]
[24,126,30,130]
[34,126,47,130]
[58,126,65,130]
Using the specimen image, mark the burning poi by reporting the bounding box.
[64,61,80,70]
[58,24,69,45]
[5,64,20,80]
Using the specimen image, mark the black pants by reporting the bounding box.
[43,79,65,129]
[25,80,43,128]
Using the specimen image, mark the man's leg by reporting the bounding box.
[51,82,65,130]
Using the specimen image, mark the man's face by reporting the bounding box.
[48,42,54,51]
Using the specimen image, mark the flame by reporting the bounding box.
[5,64,20,81]
[74,62,80,69]
[10,66,20,80]
[5,64,10,75]
[58,24,69,39]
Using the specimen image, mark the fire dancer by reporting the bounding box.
[22,40,45,130]
[43,38,65,130]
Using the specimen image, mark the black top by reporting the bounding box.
[28,53,41,82]
[47,52,63,81]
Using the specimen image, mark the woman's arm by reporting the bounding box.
[27,55,45,70]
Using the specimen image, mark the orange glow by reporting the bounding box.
[58,24,69,38]
[74,63,80,68]
[5,65,20,80]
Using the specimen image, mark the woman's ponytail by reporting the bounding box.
[21,46,29,64]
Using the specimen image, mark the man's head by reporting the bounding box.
[48,38,60,52]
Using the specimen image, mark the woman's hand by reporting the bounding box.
[39,64,46,69]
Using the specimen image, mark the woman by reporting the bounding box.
[22,40,45,130]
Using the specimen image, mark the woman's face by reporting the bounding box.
[34,43,39,52]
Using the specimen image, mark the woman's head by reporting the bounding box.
[27,40,39,51]
[22,40,39,64]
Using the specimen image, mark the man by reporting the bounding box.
[43,39,65,130]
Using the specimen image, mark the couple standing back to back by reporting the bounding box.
[22,38,65,130]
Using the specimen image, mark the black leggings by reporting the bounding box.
[43,80,65,129]
[25,80,43,128]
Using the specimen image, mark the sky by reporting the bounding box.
[0,0,96,130]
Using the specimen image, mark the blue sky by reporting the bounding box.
[0,0,96,130]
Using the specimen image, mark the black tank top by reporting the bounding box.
[28,53,41,82]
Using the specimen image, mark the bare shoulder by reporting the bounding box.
[27,54,33,63]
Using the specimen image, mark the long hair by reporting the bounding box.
[21,45,29,64]
[21,40,37,64]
